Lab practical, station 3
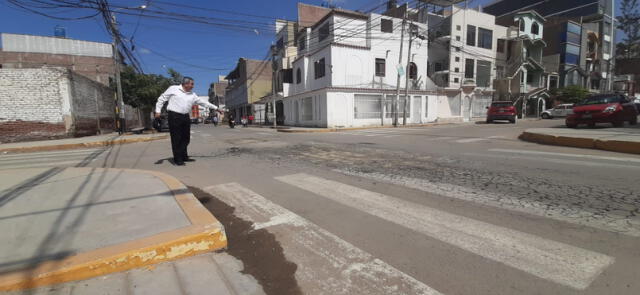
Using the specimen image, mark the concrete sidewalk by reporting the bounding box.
[0,133,168,154]
[0,167,244,293]
[520,126,640,154]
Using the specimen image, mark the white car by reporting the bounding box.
[541,104,574,119]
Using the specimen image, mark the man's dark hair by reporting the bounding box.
[182,76,194,84]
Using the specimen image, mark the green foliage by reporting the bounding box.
[617,0,640,58]
[557,85,590,103]
[120,66,181,108]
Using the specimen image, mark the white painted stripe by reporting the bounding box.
[0,160,86,169]
[466,152,640,170]
[337,169,640,237]
[489,148,640,163]
[488,136,506,139]
[204,183,442,295]
[382,135,399,138]
[276,173,614,290]
[0,148,105,159]
[455,138,487,143]
[428,136,456,141]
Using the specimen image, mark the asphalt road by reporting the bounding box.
[3,119,639,295]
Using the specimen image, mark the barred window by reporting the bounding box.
[354,95,382,119]
[384,96,410,119]
[302,97,313,121]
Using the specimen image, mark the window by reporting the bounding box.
[454,77,459,83]
[526,72,533,83]
[477,28,492,49]
[375,58,386,77]
[456,25,461,31]
[497,39,505,53]
[454,67,459,72]
[408,62,417,80]
[519,19,525,32]
[319,23,330,42]
[302,97,313,121]
[298,36,306,51]
[354,95,382,119]
[476,60,491,87]
[384,96,410,119]
[562,44,580,64]
[277,37,284,49]
[455,56,460,62]
[282,69,293,84]
[467,25,476,46]
[496,65,504,78]
[603,40,611,53]
[456,36,461,41]
[314,58,325,79]
[435,62,443,72]
[381,19,393,33]
[531,22,539,35]
[296,68,301,84]
[465,59,474,78]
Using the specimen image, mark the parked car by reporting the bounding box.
[541,104,574,119]
[566,94,639,128]
[486,101,517,123]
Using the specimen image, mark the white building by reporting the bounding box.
[280,9,437,128]
[427,5,505,120]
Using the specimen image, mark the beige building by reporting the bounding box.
[225,58,272,121]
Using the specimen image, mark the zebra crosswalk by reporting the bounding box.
[0,148,108,170]
[205,172,618,294]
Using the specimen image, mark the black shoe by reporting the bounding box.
[174,161,186,166]
[183,158,195,162]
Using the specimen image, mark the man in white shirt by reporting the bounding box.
[155,77,219,166]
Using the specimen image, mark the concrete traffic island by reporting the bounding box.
[520,127,640,154]
[0,132,169,154]
[0,168,227,291]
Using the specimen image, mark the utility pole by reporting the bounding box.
[394,9,407,127]
[271,45,278,129]
[403,22,416,126]
[112,14,125,134]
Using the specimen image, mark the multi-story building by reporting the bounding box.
[493,11,551,116]
[427,5,504,119]
[484,0,616,92]
[0,33,115,85]
[282,6,435,127]
[224,58,272,120]
[208,75,228,109]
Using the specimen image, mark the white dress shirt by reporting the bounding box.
[155,85,218,114]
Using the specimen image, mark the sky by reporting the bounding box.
[0,0,627,95]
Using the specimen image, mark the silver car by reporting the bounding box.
[541,104,574,119]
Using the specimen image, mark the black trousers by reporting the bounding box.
[168,111,190,163]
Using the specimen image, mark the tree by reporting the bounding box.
[558,85,590,103]
[617,0,640,58]
[119,66,181,108]
[166,67,183,85]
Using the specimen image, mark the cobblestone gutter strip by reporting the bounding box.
[519,131,640,155]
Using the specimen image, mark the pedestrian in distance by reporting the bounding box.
[241,116,248,127]
[155,77,220,166]
[228,113,235,128]
[212,114,219,126]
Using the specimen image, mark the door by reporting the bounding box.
[411,96,421,124]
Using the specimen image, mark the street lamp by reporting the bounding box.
[111,4,147,134]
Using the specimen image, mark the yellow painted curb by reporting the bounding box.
[0,168,226,291]
[520,131,640,155]
[0,135,169,154]
[595,139,640,155]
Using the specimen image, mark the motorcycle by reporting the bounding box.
[228,118,235,128]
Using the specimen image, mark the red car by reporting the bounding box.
[486,101,517,123]
[566,94,639,128]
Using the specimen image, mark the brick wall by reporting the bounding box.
[0,68,69,142]
[0,51,115,85]
[0,67,117,143]
[69,71,116,136]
